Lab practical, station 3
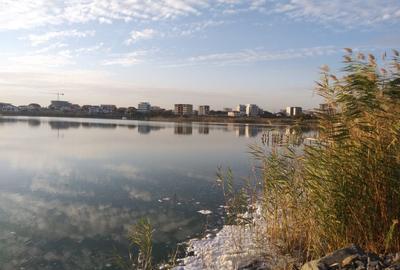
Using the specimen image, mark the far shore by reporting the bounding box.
[0,111,317,126]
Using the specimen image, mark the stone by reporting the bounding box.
[300,260,327,270]
[301,245,365,270]
[341,254,358,267]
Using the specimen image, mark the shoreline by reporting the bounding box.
[0,112,317,126]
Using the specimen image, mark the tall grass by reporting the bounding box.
[255,50,400,259]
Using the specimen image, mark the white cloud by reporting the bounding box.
[101,51,149,67]
[0,0,62,30]
[170,46,339,67]
[0,0,398,32]
[269,0,400,27]
[0,0,210,31]
[75,42,106,54]
[175,19,226,36]
[23,29,95,46]
[125,28,157,45]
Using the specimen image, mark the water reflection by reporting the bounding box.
[138,124,164,134]
[0,116,313,269]
[0,117,304,140]
[198,123,209,135]
[174,123,193,135]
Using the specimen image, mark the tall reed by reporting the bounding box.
[256,50,400,259]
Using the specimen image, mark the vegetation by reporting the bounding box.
[253,50,400,260]
[115,218,154,270]
[216,167,257,225]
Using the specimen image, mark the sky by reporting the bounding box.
[0,0,400,111]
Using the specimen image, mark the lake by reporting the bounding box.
[0,116,299,270]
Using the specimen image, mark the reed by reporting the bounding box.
[115,218,154,270]
[255,50,400,260]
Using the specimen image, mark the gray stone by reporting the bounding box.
[301,245,365,270]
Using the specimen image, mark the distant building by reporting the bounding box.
[223,107,233,112]
[246,104,260,117]
[286,106,302,117]
[100,104,117,114]
[150,106,164,112]
[198,105,210,116]
[174,104,193,116]
[18,105,29,111]
[228,111,241,117]
[90,106,101,114]
[71,104,81,112]
[28,103,41,111]
[49,100,72,111]
[138,102,151,113]
[81,105,101,114]
[117,107,127,115]
[127,107,137,113]
[236,104,246,116]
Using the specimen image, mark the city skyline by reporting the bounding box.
[1,0,400,111]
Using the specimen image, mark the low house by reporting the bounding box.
[49,100,72,111]
[100,104,117,114]
[0,103,18,112]
[28,103,42,111]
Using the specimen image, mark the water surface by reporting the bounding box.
[0,116,297,270]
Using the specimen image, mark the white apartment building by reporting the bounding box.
[286,106,302,116]
[138,102,151,113]
[198,105,210,116]
[246,104,260,117]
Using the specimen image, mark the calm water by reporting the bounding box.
[0,116,297,270]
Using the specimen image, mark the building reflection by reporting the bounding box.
[49,121,81,130]
[174,123,193,135]
[233,125,262,138]
[81,122,118,129]
[198,123,209,135]
[235,125,246,137]
[138,124,151,134]
[27,119,41,127]
[245,125,259,138]
[137,124,164,134]
[48,121,124,130]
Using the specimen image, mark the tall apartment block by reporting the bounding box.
[198,105,210,116]
[286,106,302,116]
[174,104,193,116]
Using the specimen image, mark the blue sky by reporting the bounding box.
[1,0,400,111]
